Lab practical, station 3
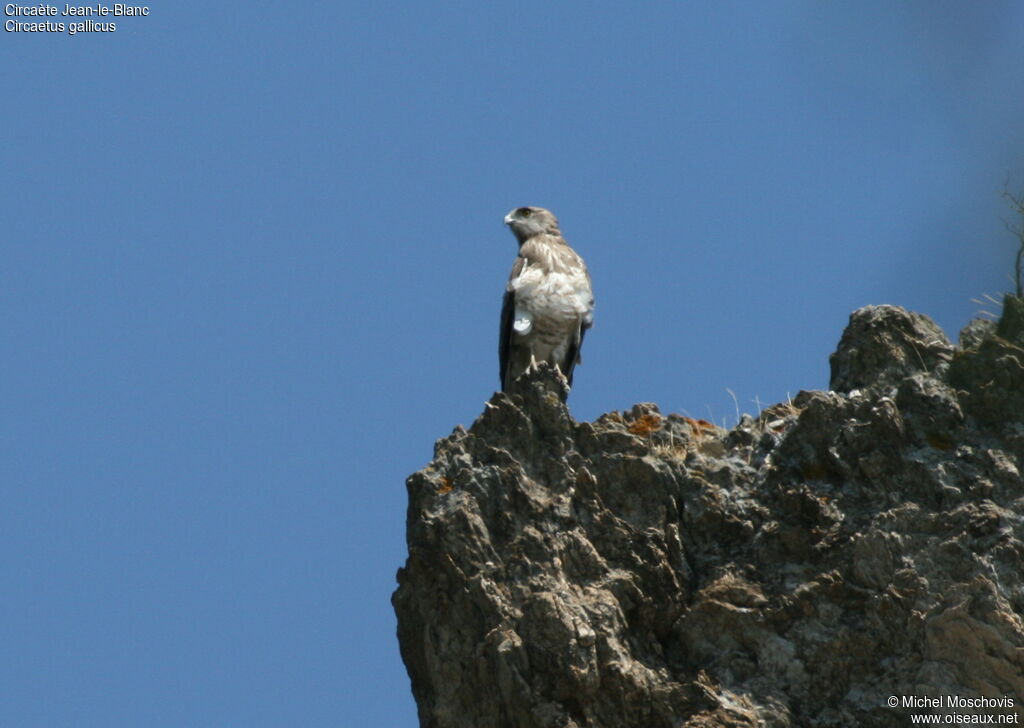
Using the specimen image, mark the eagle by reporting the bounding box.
[499,206,594,399]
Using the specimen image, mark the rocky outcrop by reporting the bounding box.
[393,300,1024,727]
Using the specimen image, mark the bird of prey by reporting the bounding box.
[499,206,594,399]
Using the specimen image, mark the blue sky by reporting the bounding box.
[3,2,1023,725]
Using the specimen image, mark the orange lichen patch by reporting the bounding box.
[628,413,663,437]
[437,476,454,494]
[680,416,718,436]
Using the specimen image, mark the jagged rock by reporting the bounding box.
[997,294,1024,345]
[949,296,1024,432]
[829,305,954,394]
[959,318,997,350]
[394,306,1024,727]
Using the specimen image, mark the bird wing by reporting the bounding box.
[499,257,526,390]
[560,262,594,389]
[562,321,588,388]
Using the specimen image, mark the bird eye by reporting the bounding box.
[518,207,532,217]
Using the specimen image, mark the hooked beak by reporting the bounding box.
[503,213,514,226]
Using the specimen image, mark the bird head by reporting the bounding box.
[504,206,561,243]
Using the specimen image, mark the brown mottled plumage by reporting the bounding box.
[499,206,594,399]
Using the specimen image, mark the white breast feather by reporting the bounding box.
[512,268,590,318]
